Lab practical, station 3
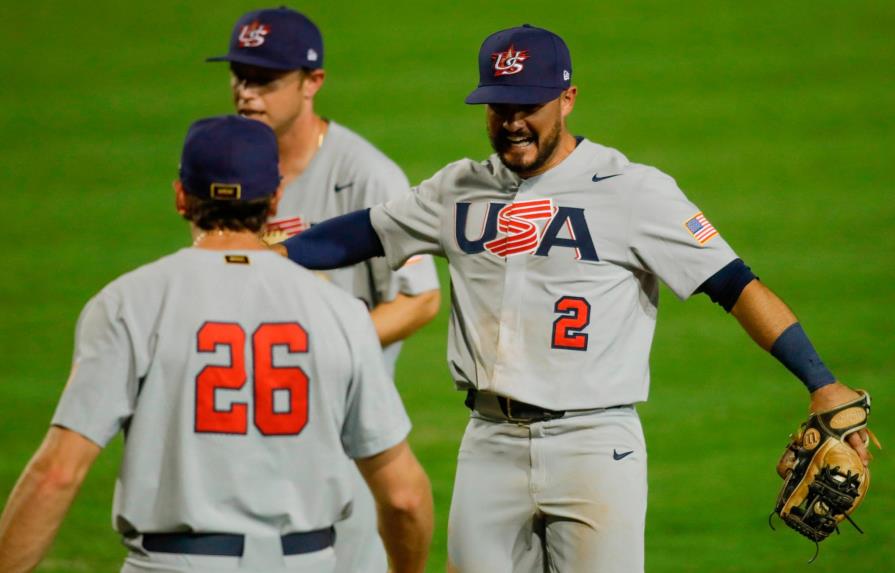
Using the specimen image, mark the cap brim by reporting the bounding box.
[205,53,303,71]
[464,85,565,105]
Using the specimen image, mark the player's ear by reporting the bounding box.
[301,69,326,99]
[560,86,577,119]
[173,180,187,215]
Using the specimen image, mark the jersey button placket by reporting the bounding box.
[491,181,529,396]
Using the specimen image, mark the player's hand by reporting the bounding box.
[809,382,874,466]
[269,243,288,257]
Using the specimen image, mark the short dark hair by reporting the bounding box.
[181,194,273,233]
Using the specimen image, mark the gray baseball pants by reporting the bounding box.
[447,407,647,572]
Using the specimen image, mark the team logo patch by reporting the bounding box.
[210,183,241,200]
[224,255,250,265]
[802,428,821,450]
[492,45,529,77]
[238,21,270,48]
[684,212,718,245]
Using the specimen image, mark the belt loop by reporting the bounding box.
[465,389,476,411]
[240,534,284,570]
[502,397,513,419]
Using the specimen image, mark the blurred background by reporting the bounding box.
[1,1,892,571]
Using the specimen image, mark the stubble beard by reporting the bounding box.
[490,116,563,176]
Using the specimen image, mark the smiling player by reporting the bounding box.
[276,24,875,572]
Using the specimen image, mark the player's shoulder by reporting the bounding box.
[419,156,512,192]
[259,251,371,315]
[577,139,683,199]
[96,249,188,296]
[326,122,386,160]
[325,122,406,178]
[624,162,684,201]
[80,248,195,319]
[574,138,631,173]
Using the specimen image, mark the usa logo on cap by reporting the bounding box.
[237,21,270,48]
[492,45,529,77]
[207,7,324,70]
[466,24,573,105]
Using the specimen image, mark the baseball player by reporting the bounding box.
[0,116,433,573]
[205,9,441,572]
[276,24,876,572]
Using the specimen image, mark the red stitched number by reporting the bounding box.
[253,323,309,435]
[196,322,247,433]
[551,296,591,351]
[195,322,309,435]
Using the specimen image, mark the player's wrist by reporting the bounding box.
[770,322,836,392]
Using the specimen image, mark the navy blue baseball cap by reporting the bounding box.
[207,7,323,70]
[179,116,281,201]
[465,24,572,105]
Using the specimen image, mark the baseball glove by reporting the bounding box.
[771,390,879,560]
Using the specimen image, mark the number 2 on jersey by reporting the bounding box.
[195,322,309,436]
[552,296,591,351]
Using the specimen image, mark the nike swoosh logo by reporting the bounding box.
[592,173,621,183]
[612,449,634,461]
[334,182,354,193]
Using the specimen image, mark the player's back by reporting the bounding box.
[55,248,407,538]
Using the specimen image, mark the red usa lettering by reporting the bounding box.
[492,45,529,76]
[484,199,554,257]
[455,200,599,261]
[238,21,270,48]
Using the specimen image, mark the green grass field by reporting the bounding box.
[2,1,893,571]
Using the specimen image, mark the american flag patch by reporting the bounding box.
[684,212,718,245]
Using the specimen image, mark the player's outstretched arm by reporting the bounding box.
[0,426,101,573]
[356,440,433,573]
[728,280,872,464]
[277,209,384,269]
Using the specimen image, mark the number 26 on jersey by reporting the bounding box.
[194,321,309,436]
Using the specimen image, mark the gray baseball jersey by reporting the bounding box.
[51,248,410,537]
[263,121,439,375]
[371,138,738,410]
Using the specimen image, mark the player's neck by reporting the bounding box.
[518,131,579,179]
[191,228,269,251]
[277,112,328,186]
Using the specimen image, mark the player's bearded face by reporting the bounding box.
[487,100,563,177]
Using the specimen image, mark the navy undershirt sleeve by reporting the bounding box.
[282,208,384,270]
[697,258,757,312]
